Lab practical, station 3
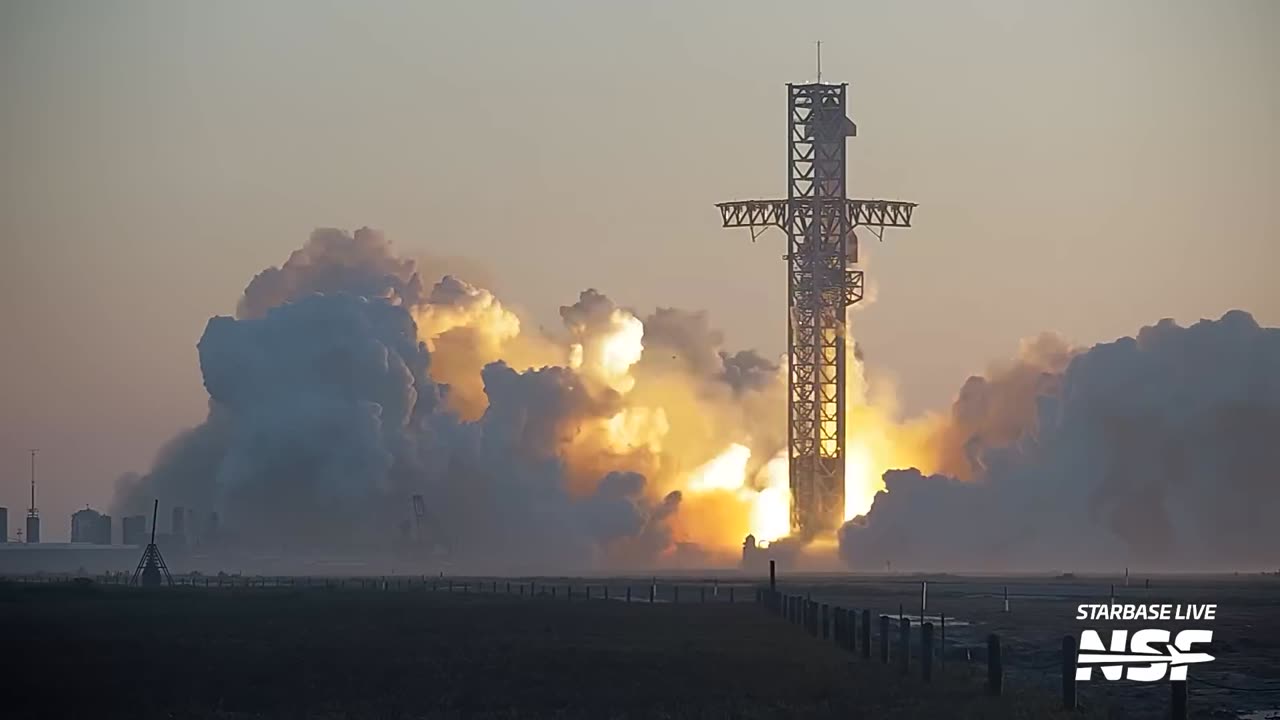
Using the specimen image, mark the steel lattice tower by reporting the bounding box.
[717,81,916,538]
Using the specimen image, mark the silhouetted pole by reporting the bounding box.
[1062,635,1077,710]
[987,634,1003,696]
[626,586,632,603]
[769,559,776,591]
[861,609,872,659]
[879,615,891,664]
[899,617,911,675]
[940,611,946,671]
[822,603,830,640]
[922,622,934,682]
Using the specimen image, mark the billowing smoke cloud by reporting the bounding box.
[840,310,1280,572]
[114,228,787,571]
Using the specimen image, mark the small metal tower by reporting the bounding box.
[131,499,173,587]
[25,449,40,544]
[716,75,916,538]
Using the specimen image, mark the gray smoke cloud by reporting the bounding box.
[114,230,689,573]
[840,310,1280,572]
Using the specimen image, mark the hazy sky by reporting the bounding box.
[2,0,1276,540]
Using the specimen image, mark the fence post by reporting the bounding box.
[769,559,776,592]
[627,586,632,603]
[879,615,891,664]
[1170,680,1187,720]
[1062,635,1077,710]
[833,608,843,648]
[605,585,610,601]
[987,634,1003,696]
[922,622,934,682]
[810,602,819,637]
[729,586,734,604]
[899,617,911,675]
[674,585,680,603]
[552,586,557,599]
[701,586,706,603]
[649,583,655,604]
[861,609,872,659]
[822,604,830,640]
[940,612,946,671]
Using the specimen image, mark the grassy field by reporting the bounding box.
[0,580,1103,720]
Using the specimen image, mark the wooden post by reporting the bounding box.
[604,585,610,601]
[987,634,1003,696]
[921,622,934,682]
[861,609,872,659]
[833,608,843,648]
[627,586,632,603]
[649,583,655,604]
[701,586,706,603]
[729,586,734,603]
[899,617,911,675]
[674,585,680,603]
[585,585,591,600]
[1062,635,1077,710]
[769,559,776,591]
[821,604,830,640]
[1170,680,1187,720]
[879,615,891,664]
[1003,585,1009,613]
[552,586,557,598]
[940,611,946,671]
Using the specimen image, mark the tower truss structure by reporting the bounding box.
[717,82,916,538]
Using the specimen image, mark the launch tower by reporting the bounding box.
[717,76,916,538]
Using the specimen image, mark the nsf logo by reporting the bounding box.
[1075,604,1216,682]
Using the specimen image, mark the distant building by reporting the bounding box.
[25,514,40,544]
[0,507,7,543]
[122,515,148,546]
[71,508,97,543]
[72,508,113,545]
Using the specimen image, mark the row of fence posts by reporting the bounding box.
[755,561,1190,720]
[7,573,749,602]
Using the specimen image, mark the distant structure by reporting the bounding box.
[71,507,112,545]
[171,505,186,541]
[130,499,172,588]
[0,507,7,543]
[122,514,148,546]
[740,534,770,572]
[717,60,916,538]
[25,449,40,544]
[411,494,426,543]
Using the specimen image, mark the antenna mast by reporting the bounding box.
[28,449,37,513]
[816,41,822,84]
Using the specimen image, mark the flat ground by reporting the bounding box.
[0,580,1098,720]
[772,573,1280,720]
